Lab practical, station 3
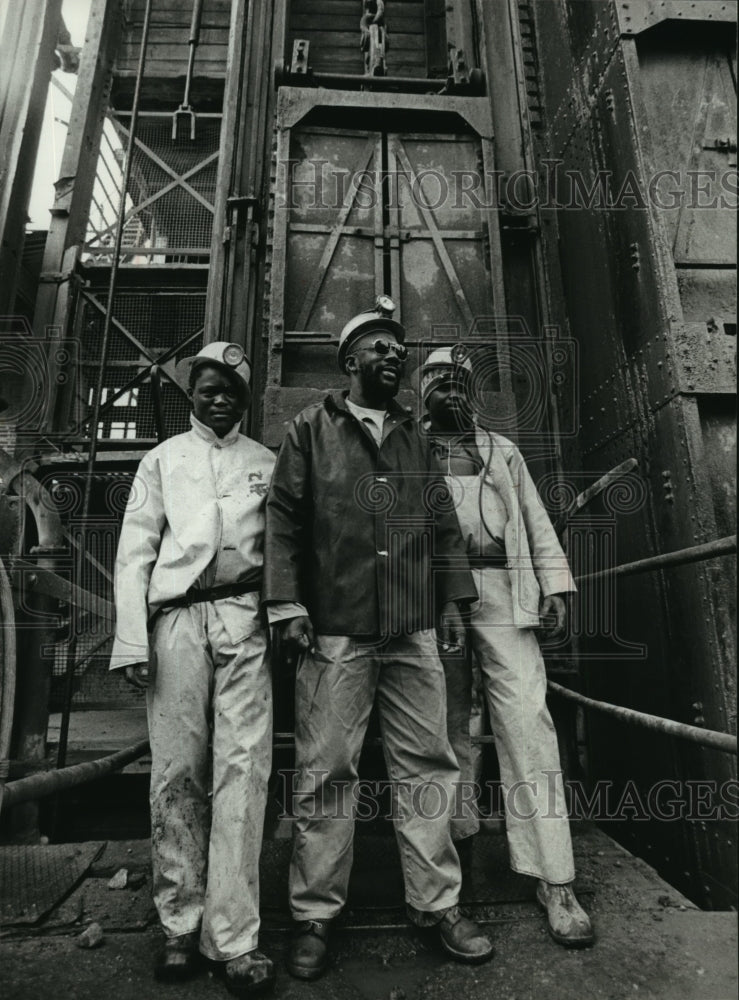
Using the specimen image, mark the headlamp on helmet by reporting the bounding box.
[337,296,406,372]
[416,345,474,404]
[222,343,245,368]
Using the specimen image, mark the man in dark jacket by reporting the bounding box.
[264,297,493,980]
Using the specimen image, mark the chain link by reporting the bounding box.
[360,1,386,52]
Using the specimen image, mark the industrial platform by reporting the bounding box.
[0,823,736,1000]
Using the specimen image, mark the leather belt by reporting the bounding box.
[466,554,507,569]
[158,567,263,611]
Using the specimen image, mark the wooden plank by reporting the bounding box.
[125,12,231,29]
[291,0,423,12]
[287,31,427,48]
[424,0,448,77]
[115,57,228,77]
[127,15,232,29]
[122,26,231,44]
[118,42,230,63]
[127,0,232,13]
[291,14,426,32]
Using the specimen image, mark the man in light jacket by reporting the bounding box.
[111,342,294,997]
[418,345,594,948]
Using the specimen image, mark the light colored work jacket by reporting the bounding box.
[463,428,576,626]
[110,414,276,668]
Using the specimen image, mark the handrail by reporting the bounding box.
[576,535,736,583]
[548,681,737,755]
[2,520,734,802]
[0,739,150,814]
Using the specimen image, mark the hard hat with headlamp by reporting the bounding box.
[415,345,473,404]
[175,341,252,398]
[337,295,406,372]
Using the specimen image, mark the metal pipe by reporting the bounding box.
[276,67,452,93]
[301,70,485,94]
[0,555,17,781]
[61,633,113,681]
[1,740,150,812]
[548,681,737,755]
[57,0,153,772]
[173,0,204,140]
[553,459,638,537]
[183,0,205,108]
[576,534,736,583]
[150,366,166,442]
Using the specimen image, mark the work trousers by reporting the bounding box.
[440,645,480,841]
[289,630,462,923]
[463,568,576,884]
[146,602,272,960]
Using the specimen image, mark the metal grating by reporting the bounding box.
[83,113,221,265]
[76,289,205,441]
[0,843,105,926]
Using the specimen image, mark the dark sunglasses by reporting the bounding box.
[360,339,409,361]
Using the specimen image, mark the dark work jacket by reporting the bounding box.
[263,392,477,636]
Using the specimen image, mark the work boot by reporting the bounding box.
[536,881,594,948]
[286,919,331,980]
[438,906,494,964]
[224,949,276,997]
[154,930,201,981]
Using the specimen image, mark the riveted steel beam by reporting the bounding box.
[616,0,737,36]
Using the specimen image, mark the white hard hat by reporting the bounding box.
[415,345,473,403]
[337,295,406,372]
[175,341,251,396]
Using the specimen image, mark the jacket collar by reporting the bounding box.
[326,390,413,424]
[189,412,241,446]
[419,412,478,441]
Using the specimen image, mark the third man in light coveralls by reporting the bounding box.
[417,345,594,948]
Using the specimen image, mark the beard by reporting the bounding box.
[355,357,403,402]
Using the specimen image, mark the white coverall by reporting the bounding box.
[111,414,285,961]
[437,426,577,884]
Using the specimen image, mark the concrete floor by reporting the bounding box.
[1,826,736,1000]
